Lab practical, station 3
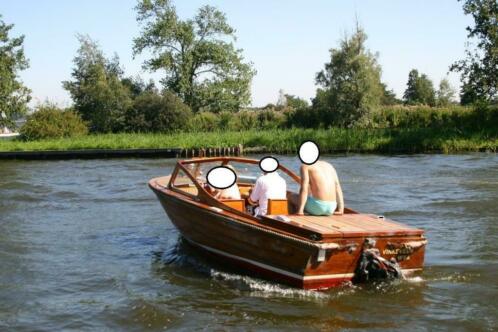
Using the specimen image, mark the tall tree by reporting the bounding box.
[0,15,31,128]
[133,0,255,113]
[381,83,401,105]
[403,69,436,106]
[403,69,419,104]
[315,25,384,127]
[437,78,456,106]
[63,35,132,132]
[417,74,436,106]
[450,0,497,104]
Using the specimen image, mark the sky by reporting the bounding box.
[1,0,472,107]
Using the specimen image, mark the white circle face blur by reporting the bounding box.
[206,166,237,189]
[259,156,279,173]
[298,141,320,165]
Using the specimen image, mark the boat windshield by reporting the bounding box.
[182,159,299,192]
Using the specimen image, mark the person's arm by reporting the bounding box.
[334,174,344,215]
[297,166,309,215]
[248,181,261,206]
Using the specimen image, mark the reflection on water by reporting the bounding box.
[0,154,497,331]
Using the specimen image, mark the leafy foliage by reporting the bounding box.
[403,69,436,106]
[124,91,192,132]
[381,83,401,105]
[285,94,309,110]
[63,35,132,133]
[232,110,258,130]
[20,104,88,140]
[188,111,220,132]
[285,106,321,128]
[0,15,31,128]
[315,25,384,127]
[450,0,497,104]
[133,0,255,112]
[121,76,157,98]
[371,104,498,132]
[436,78,456,106]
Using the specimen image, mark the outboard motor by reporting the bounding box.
[353,239,403,283]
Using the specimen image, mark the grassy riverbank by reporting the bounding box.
[1,127,497,154]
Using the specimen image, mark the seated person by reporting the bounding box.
[289,160,344,216]
[248,170,287,216]
[213,183,241,200]
[205,165,241,200]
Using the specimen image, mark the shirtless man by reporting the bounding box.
[290,160,344,216]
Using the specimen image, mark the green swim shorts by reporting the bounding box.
[304,196,337,216]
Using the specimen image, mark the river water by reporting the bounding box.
[0,154,497,331]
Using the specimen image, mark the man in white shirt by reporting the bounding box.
[248,171,287,216]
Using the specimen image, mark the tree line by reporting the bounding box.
[1,0,497,138]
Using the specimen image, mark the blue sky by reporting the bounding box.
[1,0,471,107]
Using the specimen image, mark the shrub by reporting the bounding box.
[256,109,286,129]
[218,111,234,130]
[233,111,258,130]
[125,91,192,132]
[188,112,220,132]
[285,106,321,128]
[371,105,474,129]
[20,104,88,140]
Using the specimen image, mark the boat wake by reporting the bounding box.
[405,276,425,283]
[209,269,356,300]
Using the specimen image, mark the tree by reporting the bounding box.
[285,94,309,110]
[403,69,419,104]
[436,78,456,106]
[0,15,31,128]
[124,91,192,132]
[315,25,384,127]
[121,76,157,98]
[417,74,436,106]
[276,89,287,107]
[403,69,436,106]
[133,0,255,113]
[381,83,401,105]
[450,0,497,104]
[460,81,480,105]
[63,35,132,132]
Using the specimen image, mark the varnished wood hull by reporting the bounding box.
[150,178,426,290]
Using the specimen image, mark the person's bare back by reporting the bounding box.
[290,160,344,215]
[307,161,338,201]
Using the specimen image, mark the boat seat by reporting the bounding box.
[238,186,252,198]
[267,199,289,215]
[220,199,246,212]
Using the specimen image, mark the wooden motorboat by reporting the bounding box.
[149,157,426,290]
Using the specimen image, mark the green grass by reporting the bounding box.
[1,127,497,154]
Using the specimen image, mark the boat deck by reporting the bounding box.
[262,214,423,239]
